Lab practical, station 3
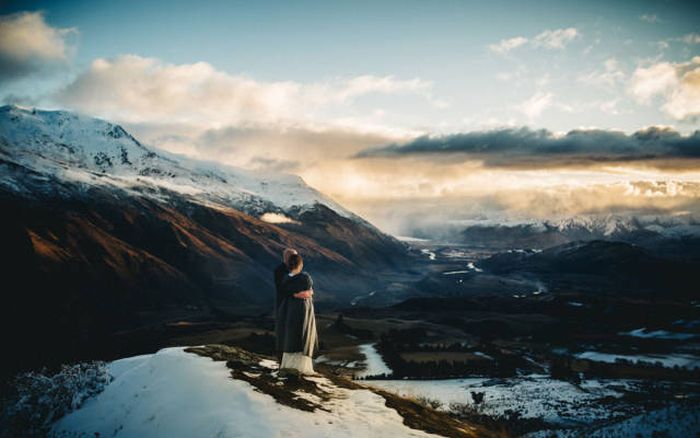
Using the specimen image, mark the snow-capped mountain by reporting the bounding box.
[548,213,700,238]
[0,106,409,377]
[0,104,356,221]
[415,212,700,252]
[447,213,699,238]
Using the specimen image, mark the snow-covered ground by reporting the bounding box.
[362,375,638,425]
[420,249,437,261]
[350,290,377,307]
[620,328,697,341]
[48,346,696,437]
[576,351,700,369]
[442,270,473,275]
[441,263,483,275]
[52,347,436,437]
[525,403,700,438]
[355,344,393,378]
[581,403,700,438]
[395,236,431,243]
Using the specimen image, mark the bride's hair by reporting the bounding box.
[282,248,297,263]
[286,253,303,271]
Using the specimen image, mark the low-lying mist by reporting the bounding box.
[337,181,700,239]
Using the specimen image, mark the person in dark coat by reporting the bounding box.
[274,248,297,363]
[277,253,318,376]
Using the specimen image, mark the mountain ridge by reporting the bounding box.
[404,213,700,255]
[0,105,411,377]
[0,104,364,223]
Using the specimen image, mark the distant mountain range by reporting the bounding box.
[0,105,409,374]
[411,214,700,258]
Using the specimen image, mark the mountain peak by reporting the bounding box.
[0,106,356,220]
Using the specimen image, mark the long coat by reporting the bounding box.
[275,272,318,357]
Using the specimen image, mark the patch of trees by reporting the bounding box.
[405,342,472,352]
[367,329,526,379]
[549,355,700,382]
[332,314,374,340]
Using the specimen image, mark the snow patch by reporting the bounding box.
[362,376,631,425]
[576,351,700,369]
[621,328,696,340]
[395,235,431,242]
[355,344,393,378]
[51,347,434,438]
[260,212,300,224]
[420,249,436,261]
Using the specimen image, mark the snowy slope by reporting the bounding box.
[454,213,700,239]
[363,376,629,425]
[550,213,700,238]
[0,105,356,219]
[51,347,435,438]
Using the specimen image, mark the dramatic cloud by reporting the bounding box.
[355,126,700,169]
[629,57,700,121]
[330,174,700,235]
[483,180,700,219]
[628,62,678,103]
[55,55,438,128]
[0,11,76,81]
[192,124,397,168]
[489,28,579,54]
[664,67,700,121]
[123,119,403,180]
[623,180,692,198]
[50,54,447,194]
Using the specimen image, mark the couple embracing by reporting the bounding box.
[273,248,319,376]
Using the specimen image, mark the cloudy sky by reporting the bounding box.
[1,0,699,234]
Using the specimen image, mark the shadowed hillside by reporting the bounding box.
[0,107,411,376]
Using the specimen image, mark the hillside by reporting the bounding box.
[0,105,410,376]
[478,239,698,298]
[43,345,495,438]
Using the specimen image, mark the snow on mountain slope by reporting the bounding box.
[51,347,435,438]
[548,213,700,237]
[452,213,700,242]
[0,105,356,220]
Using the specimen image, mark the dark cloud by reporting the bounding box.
[354,127,700,168]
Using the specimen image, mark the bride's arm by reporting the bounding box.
[293,288,313,299]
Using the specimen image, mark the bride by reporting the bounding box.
[276,253,318,375]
